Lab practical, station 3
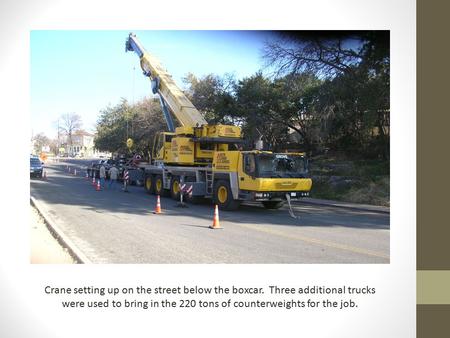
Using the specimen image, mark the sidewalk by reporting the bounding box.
[298,198,390,214]
[31,196,91,263]
[30,204,76,264]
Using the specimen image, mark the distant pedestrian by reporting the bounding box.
[108,165,119,190]
[99,164,106,189]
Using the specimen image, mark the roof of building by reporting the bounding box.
[73,130,94,137]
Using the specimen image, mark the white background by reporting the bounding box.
[0,0,415,337]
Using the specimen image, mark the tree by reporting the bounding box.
[183,73,237,124]
[59,112,82,146]
[262,32,372,78]
[48,138,60,155]
[234,73,290,150]
[32,133,50,154]
[95,100,129,153]
[267,73,323,152]
[183,71,321,152]
[130,98,166,158]
[262,31,390,159]
[94,98,165,158]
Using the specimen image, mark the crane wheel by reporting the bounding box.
[170,176,181,200]
[154,175,168,196]
[144,175,154,194]
[213,180,240,211]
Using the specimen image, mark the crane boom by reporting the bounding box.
[126,33,208,128]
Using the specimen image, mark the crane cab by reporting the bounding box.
[152,124,244,166]
[152,132,176,163]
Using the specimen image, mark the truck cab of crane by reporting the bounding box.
[242,152,309,179]
[238,151,312,200]
[212,150,312,209]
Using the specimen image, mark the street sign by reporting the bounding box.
[126,138,134,149]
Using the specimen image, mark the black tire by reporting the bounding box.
[170,176,181,200]
[144,175,154,194]
[262,201,285,209]
[213,180,240,211]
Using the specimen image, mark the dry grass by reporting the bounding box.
[310,155,390,206]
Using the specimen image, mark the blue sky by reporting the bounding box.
[30,30,277,138]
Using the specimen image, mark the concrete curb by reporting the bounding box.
[298,198,390,214]
[30,196,92,264]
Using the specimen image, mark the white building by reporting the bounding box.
[67,130,95,157]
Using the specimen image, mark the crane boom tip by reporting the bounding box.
[125,33,135,52]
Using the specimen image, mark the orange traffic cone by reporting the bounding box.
[153,195,162,214]
[92,177,96,186]
[96,180,101,191]
[210,205,222,229]
[85,172,89,179]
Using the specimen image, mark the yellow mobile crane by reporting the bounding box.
[126,33,312,210]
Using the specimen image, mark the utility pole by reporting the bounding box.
[131,66,135,138]
[132,66,135,105]
[126,66,136,148]
[57,118,60,155]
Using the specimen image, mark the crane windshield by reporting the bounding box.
[254,153,308,178]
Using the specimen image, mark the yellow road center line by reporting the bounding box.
[236,223,389,260]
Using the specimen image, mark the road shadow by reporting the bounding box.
[31,162,390,230]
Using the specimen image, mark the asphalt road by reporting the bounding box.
[30,159,390,263]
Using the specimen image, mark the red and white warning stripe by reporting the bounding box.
[180,184,192,191]
[179,184,193,196]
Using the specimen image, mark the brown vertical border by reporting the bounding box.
[417,306,450,337]
[417,0,450,336]
[417,0,450,271]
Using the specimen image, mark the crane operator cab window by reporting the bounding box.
[153,133,174,159]
[243,153,256,176]
[152,134,163,159]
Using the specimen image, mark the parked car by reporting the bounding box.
[30,156,43,178]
